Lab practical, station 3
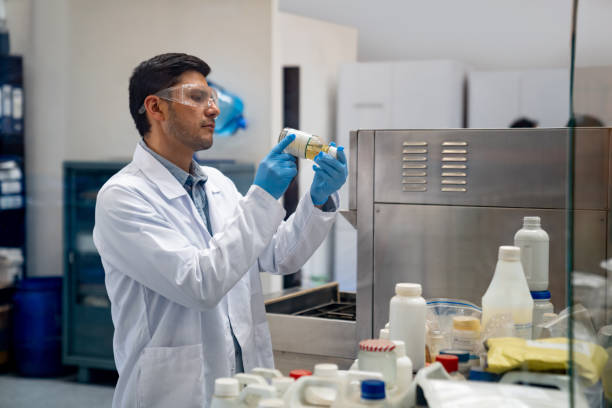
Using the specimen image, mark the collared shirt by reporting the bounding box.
[138,139,244,373]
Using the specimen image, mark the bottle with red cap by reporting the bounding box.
[435,354,465,380]
[289,369,312,380]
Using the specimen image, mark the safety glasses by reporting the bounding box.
[138,84,219,114]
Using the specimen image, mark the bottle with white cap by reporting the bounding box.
[514,216,549,291]
[482,246,534,339]
[211,377,240,408]
[389,283,426,370]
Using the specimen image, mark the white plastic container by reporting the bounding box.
[239,384,277,408]
[211,378,240,408]
[388,340,412,407]
[353,380,390,407]
[451,316,481,353]
[482,246,534,340]
[257,398,285,407]
[389,283,426,369]
[271,377,294,399]
[358,339,397,388]
[284,364,344,408]
[531,290,554,339]
[514,216,549,291]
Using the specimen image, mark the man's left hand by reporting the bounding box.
[310,143,348,206]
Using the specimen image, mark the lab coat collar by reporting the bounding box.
[132,143,189,200]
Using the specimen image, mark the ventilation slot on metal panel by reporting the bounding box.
[401,141,428,192]
[441,141,468,192]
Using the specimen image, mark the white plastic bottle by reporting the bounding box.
[354,380,389,407]
[211,377,240,408]
[482,246,534,339]
[514,216,549,291]
[531,290,554,339]
[389,283,426,369]
[388,340,413,407]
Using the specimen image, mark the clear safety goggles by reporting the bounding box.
[138,84,219,114]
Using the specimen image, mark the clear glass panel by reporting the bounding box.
[569,0,612,406]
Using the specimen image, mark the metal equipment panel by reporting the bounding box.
[356,130,375,340]
[374,129,568,208]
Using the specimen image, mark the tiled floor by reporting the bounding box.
[0,374,115,407]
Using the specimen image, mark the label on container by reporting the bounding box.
[281,128,313,158]
[514,322,533,339]
[2,85,11,117]
[12,88,23,119]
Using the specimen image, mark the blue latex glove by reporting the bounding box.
[253,134,298,199]
[310,143,348,205]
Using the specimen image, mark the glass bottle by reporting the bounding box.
[278,128,337,160]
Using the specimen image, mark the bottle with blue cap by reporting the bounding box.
[531,290,554,339]
[356,379,389,407]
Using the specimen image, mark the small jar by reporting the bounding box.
[358,339,397,388]
[426,328,445,363]
[451,316,481,353]
[531,290,554,339]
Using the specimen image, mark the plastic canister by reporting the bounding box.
[531,290,554,339]
[389,283,426,369]
[439,350,470,377]
[451,316,481,353]
[284,364,343,407]
[271,377,294,399]
[355,380,388,407]
[358,339,397,388]
[257,398,285,407]
[13,277,63,376]
[239,384,277,408]
[481,246,533,340]
[514,216,549,291]
[211,378,240,408]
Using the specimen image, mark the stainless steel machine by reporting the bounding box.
[266,127,611,371]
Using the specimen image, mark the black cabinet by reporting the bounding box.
[0,56,25,280]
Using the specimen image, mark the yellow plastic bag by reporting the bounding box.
[485,337,608,384]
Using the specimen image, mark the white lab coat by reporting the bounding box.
[93,143,338,408]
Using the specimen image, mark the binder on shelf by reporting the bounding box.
[1,83,11,134]
[11,86,22,134]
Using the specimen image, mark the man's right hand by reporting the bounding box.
[253,134,298,199]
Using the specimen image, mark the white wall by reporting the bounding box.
[21,0,277,276]
[279,12,357,287]
[280,0,612,69]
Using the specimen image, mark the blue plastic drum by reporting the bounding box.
[13,277,63,376]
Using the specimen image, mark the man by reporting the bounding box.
[93,53,347,407]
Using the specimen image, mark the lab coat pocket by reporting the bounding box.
[138,343,204,408]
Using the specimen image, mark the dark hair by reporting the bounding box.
[566,114,604,127]
[129,53,211,137]
[509,117,538,128]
